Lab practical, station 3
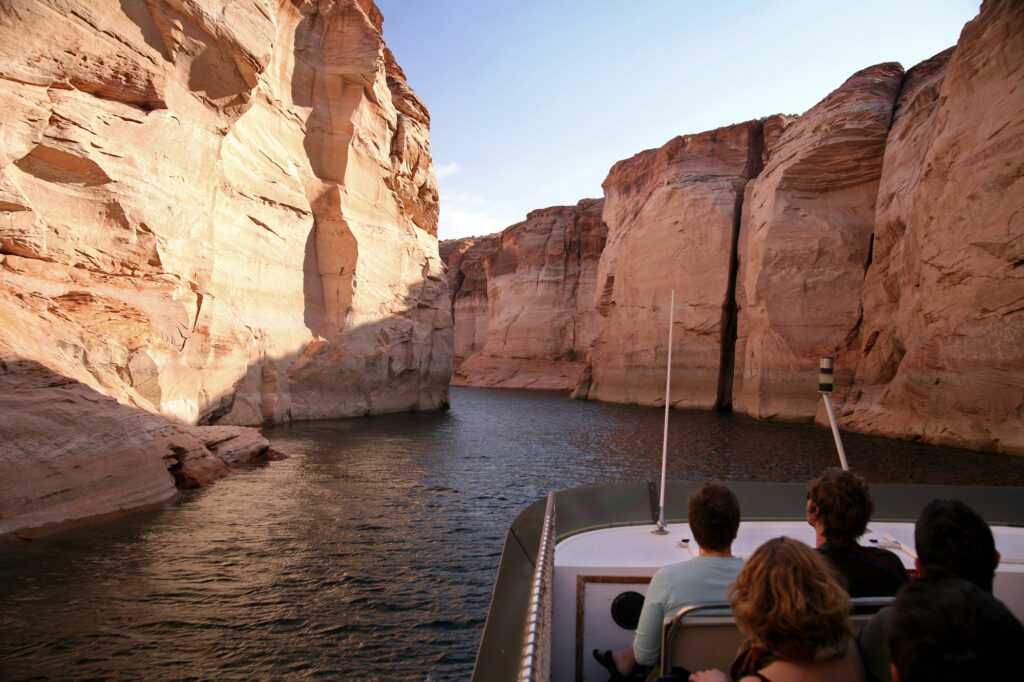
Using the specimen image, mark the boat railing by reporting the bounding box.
[519,491,556,682]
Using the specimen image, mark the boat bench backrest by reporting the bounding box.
[661,597,896,675]
[661,603,745,674]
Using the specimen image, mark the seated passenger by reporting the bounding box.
[857,499,1002,682]
[689,537,867,682]
[887,576,1024,682]
[806,468,907,597]
[593,482,744,680]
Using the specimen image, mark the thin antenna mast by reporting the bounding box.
[653,290,674,535]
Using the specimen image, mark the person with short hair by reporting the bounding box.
[913,498,999,590]
[857,499,1002,682]
[887,577,1023,682]
[689,536,867,682]
[806,468,908,597]
[593,482,744,679]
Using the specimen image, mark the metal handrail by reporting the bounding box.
[519,491,556,682]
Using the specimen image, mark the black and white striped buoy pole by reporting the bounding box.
[819,356,850,471]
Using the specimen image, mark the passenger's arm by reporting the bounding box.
[631,571,667,665]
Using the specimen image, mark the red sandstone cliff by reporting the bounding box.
[732,63,905,419]
[582,121,765,409]
[832,0,1024,453]
[442,0,1022,455]
[0,0,451,537]
[441,199,607,390]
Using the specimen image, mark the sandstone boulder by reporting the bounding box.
[0,352,270,539]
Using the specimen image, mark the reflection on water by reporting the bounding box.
[2,386,1023,680]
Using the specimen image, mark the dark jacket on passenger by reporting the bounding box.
[818,543,909,598]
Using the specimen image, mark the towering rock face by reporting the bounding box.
[441,199,606,390]
[0,0,450,423]
[836,0,1024,453]
[0,0,451,536]
[581,122,764,409]
[441,233,501,367]
[732,63,905,420]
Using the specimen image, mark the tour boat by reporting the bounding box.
[469,478,1024,682]
[471,302,1024,681]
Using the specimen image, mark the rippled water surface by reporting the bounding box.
[3,387,1024,680]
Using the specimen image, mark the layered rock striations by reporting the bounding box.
[0,0,451,536]
[580,122,766,409]
[441,199,606,389]
[445,0,1022,455]
[835,0,1024,453]
[441,232,501,367]
[732,63,905,420]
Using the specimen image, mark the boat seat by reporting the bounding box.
[660,602,745,675]
[660,597,896,676]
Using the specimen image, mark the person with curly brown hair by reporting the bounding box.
[806,468,908,597]
[689,536,867,682]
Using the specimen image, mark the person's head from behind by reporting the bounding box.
[915,499,998,592]
[807,467,873,545]
[688,482,741,552]
[730,537,851,650]
[887,577,1023,682]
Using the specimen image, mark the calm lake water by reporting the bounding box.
[3,386,1024,680]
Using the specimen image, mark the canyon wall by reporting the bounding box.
[580,122,765,409]
[442,0,1022,455]
[441,199,606,389]
[594,0,1022,453]
[0,0,451,537]
[834,0,1024,453]
[732,62,904,419]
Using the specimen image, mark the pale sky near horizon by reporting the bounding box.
[374,1,980,242]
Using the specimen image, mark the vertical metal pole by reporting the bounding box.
[653,290,674,535]
[819,356,849,471]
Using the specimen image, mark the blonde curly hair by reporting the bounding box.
[730,537,852,649]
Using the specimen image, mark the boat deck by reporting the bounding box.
[472,481,1024,682]
[554,520,1024,682]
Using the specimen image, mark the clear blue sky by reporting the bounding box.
[375,0,979,241]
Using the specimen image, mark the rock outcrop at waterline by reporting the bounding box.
[441,0,1023,455]
[441,200,606,389]
[0,0,452,537]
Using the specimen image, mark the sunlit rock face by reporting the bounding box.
[732,63,904,421]
[441,199,607,390]
[0,0,450,535]
[581,122,765,409]
[834,0,1024,454]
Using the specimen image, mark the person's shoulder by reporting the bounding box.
[859,544,908,568]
